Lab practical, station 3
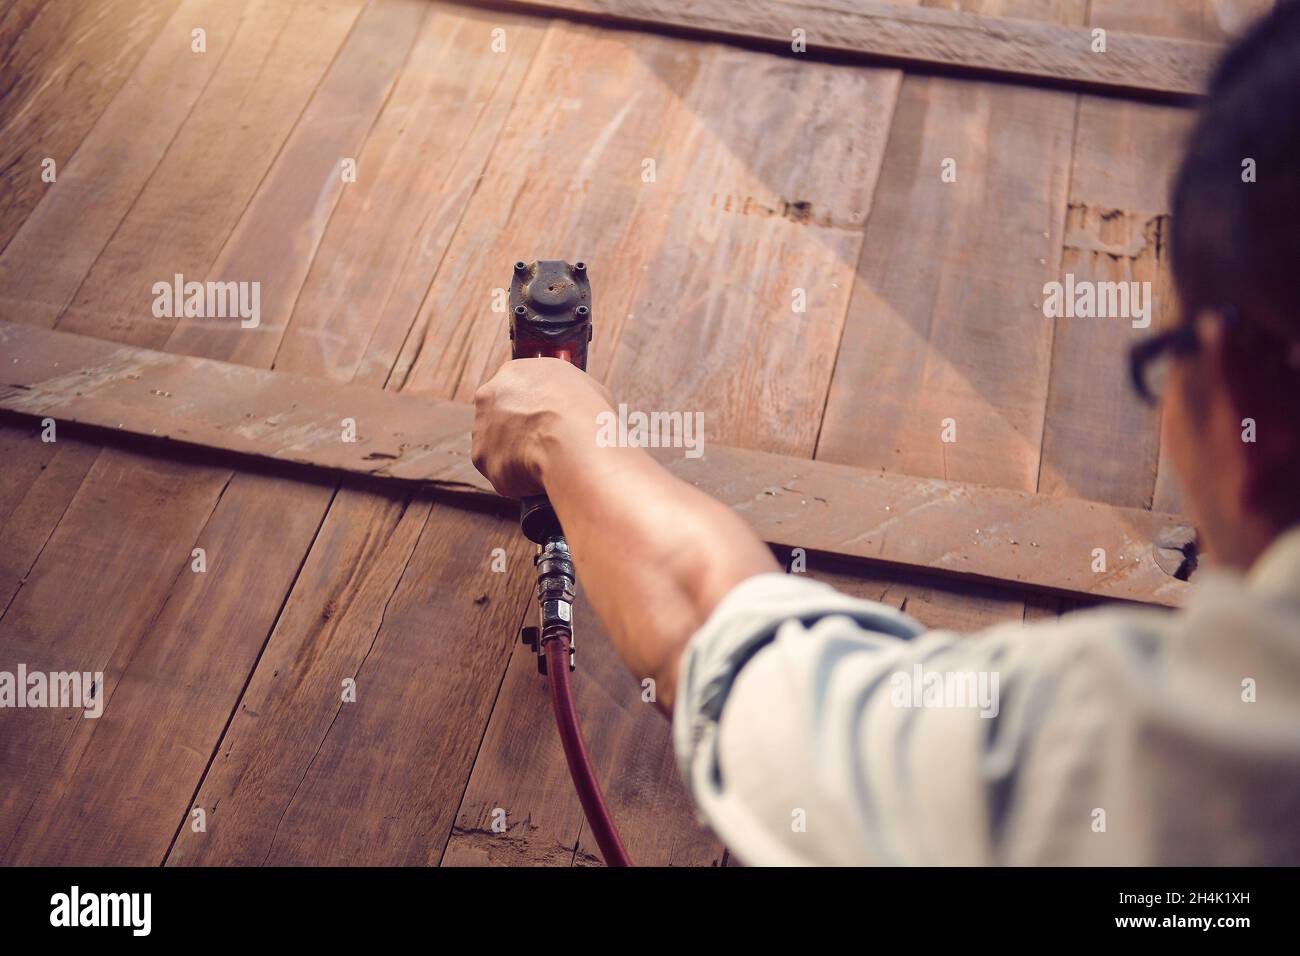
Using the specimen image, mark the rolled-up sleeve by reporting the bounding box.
[672,571,1061,866]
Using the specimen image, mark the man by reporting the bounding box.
[471,5,1300,865]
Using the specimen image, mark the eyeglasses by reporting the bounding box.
[1128,306,1239,406]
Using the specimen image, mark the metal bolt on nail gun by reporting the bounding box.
[509,259,630,866]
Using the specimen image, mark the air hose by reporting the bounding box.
[518,538,632,867]
[543,625,632,866]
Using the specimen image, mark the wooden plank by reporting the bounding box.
[0,449,230,858]
[55,0,365,347]
[780,547,1034,633]
[0,0,278,860]
[1,467,330,865]
[1036,203,1174,507]
[0,0,248,626]
[0,428,98,615]
[812,0,1085,632]
[174,498,532,866]
[561,28,904,865]
[0,0,183,253]
[0,0,408,865]
[445,581,718,866]
[1083,0,1274,41]
[814,9,1081,476]
[0,0,377,572]
[0,320,1193,607]
[166,4,552,867]
[696,436,1191,607]
[599,41,899,456]
[485,0,1223,98]
[0,421,57,529]
[164,489,433,865]
[0,0,226,327]
[1040,0,1274,520]
[815,68,1078,489]
[411,22,730,867]
[395,22,709,399]
[1036,1,1200,510]
[269,5,548,386]
[161,0,432,368]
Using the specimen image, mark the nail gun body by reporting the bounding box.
[510,259,593,665]
[510,260,593,544]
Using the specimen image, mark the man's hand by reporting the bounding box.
[471,357,614,498]
[471,356,777,712]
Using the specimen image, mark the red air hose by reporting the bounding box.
[544,631,632,867]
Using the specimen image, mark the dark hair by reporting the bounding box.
[1171,5,1300,527]
[1171,2,1300,340]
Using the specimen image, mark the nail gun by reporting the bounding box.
[509,259,631,867]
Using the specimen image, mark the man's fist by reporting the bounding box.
[471,357,615,499]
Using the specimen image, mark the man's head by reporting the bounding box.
[1161,2,1300,569]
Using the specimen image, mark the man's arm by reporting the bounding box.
[472,358,778,712]
[471,358,1174,867]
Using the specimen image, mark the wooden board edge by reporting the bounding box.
[0,321,1196,607]
[472,0,1220,99]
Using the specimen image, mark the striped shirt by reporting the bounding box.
[673,527,1300,865]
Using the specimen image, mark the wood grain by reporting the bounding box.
[387,20,728,867]
[0,0,182,254]
[1038,0,1275,522]
[0,449,230,859]
[56,0,366,347]
[0,0,228,328]
[600,42,900,456]
[0,0,416,865]
[0,0,254,621]
[0,320,1194,607]
[1,466,330,865]
[0,426,97,616]
[813,0,1086,633]
[485,0,1224,97]
[1036,203,1173,507]
[396,21,709,399]
[0,0,1228,868]
[372,16,719,868]
[1036,0,1203,510]
[167,4,552,868]
[816,66,1078,489]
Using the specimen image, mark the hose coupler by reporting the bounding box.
[519,536,576,674]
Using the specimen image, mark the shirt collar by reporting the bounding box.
[1247,524,1300,599]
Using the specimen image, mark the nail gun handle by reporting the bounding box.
[510,259,593,543]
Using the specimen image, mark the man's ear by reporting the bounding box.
[1180,309,1230,422]
[1193,309,1229,369]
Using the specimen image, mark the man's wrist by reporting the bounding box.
[528,400,611,491]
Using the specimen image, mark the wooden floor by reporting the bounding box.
[0,0,1270,865]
